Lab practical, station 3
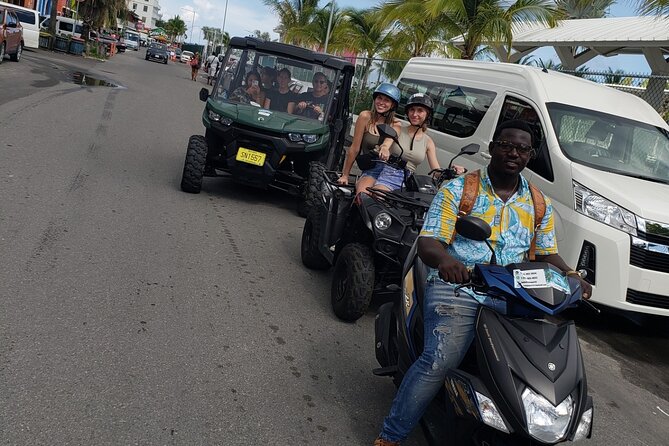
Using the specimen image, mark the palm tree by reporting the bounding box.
[637,0,669,15]
[287,2,348,51]
[341,8,394,87]
[262,0,320,45]
[250,30,272,41]
[165,16,187,44]
[382,0,562,60]
[555,0,614,18]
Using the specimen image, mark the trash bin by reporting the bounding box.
[68,38,85,56]
[53,36,69,52]
[38,33,52,49]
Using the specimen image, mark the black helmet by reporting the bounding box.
[405,93,434,114]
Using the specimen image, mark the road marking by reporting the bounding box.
[657,406,669,417]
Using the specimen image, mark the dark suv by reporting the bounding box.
[145,42,168,64]
[0,6,23,63]
[179,37,355,215]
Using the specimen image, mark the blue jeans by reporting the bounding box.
[379,279,480,443]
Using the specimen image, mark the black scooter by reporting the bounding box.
[374,216,595,445]
[300,124,478,322]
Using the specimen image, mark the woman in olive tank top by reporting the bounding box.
[337,83,402,197]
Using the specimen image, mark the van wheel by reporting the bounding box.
[301,206,330,270]
[297,161,326,217]
[331,243,375,322]
[10,43,21,62]
[180,135,208,193]
[0,42,5,64]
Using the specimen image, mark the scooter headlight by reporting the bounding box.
[573,408,593,441]
[522,388,573,443]
[475,392,510,433]
[374,212,392,231]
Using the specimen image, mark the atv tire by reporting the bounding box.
[297,161,326,218]
[331,243,375,322]
[180,135,208,193]
[301,206,330,270]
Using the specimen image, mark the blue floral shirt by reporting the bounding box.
[420,168,558,303]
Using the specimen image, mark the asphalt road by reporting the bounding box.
[1,48,668,446]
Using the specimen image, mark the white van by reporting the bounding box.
[123,29,139,51]
[39,16,83,39]
[395,58,669,318]
[0,1,38,48]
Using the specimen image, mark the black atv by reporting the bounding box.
[301,124,479,321]
[180,37,355,216]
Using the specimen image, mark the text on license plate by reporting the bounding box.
[236,147,266,166]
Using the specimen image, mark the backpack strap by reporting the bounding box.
[449,170,481,244]
[528,183,547,261]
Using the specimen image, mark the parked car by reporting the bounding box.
[0,5,23,63]
[180,50,194,63]
[145,42,168,64]
[0,1,37,48]
[39,16,82,39]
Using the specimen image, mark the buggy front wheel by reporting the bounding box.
[180,135,208,193]
[331,243,374,322]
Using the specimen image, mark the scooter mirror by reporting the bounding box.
[199,88,210,102]
[376,123,398,141]
[459,143,480,155]
[455,215,491,241]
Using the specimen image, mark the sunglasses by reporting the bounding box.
[492,140,535,155]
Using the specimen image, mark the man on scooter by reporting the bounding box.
[374,119,593,446]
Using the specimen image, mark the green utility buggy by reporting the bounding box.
[180,37,355,216]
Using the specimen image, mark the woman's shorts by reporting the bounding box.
[375,164,409,190]
[358,161,384,180]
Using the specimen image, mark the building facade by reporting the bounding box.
[127,0,161,30]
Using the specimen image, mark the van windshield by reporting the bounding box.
[547,103,669,184]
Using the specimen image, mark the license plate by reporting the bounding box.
[236,147,266,166]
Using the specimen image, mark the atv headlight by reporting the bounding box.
[220,117,233,126]
[573,182,636,235]
[288,133,303,142]
[208,110,221,122]
[522,388,573,443]
[475,392,510,433]
[374,212,392,231]
[302,134,318,144]
[573,408,593,441]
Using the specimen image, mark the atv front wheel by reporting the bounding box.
[301,206,330,270]
[331,243,375,322]
[297,161,326,217]
[180,135,208,193]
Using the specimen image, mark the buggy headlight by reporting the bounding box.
[573,408,593,441]
[522,388,573,443]
[288,133,302,142]
[374,212,392,230]
[475,392,509,433]
[573,182,636,235]
[302,134,318,143]
[220,117,233,126]
[208,110,221,122]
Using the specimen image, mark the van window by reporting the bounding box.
[548,103,669,183]
[13,9,35,25]
[498,96,554,181]
[396,78,496,138]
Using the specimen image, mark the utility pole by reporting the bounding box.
[323,0,335,53]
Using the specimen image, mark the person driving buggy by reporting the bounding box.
[373,119,593,446]
[337,83,403,196]
[294,72,331,120]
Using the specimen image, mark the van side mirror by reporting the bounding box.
[199,88,209,102]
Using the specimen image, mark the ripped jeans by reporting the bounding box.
[378,278,480,443]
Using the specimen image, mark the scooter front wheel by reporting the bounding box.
[331,243,374,322]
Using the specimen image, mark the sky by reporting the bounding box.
[157,0,653,74]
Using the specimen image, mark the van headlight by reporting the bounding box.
[475,392,509,433]
[573,182,637,235]
[374,212,392,230]
[522,388,573,443]
[573,408,593,441]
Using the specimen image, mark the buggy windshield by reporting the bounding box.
[212,47,337,123]
[548,103,669,184]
